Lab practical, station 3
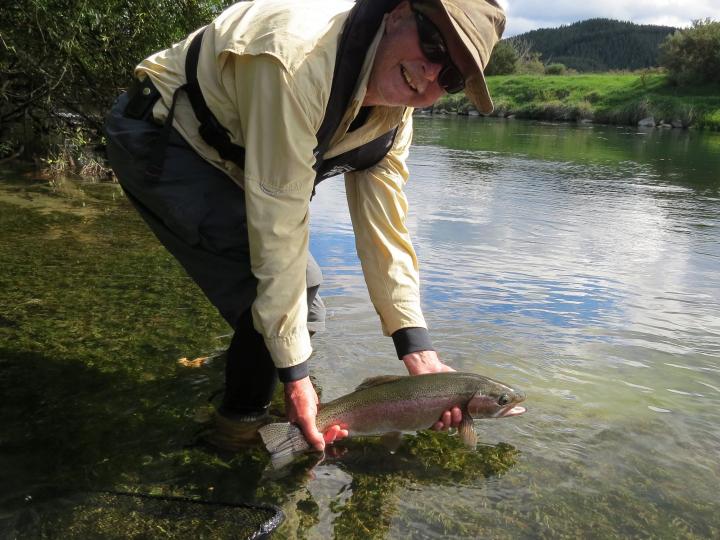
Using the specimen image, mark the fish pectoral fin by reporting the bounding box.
[379,431,404,454]
[354,375,406,391]
[459,412,477,448]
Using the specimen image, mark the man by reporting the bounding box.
[105,0,505,451]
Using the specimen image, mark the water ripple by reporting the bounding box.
[307,118,720,537]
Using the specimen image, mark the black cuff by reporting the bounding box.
[277,360,309,383]
[391,327,434,359]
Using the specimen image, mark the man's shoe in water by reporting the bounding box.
[205,409,270,451]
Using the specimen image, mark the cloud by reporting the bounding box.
[499,0,720,36]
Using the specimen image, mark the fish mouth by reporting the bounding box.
[496,405,526,418]
[496,390,526,417]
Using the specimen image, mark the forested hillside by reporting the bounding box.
[511,18,677,71]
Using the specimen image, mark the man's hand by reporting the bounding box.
[284,376,348,451]
[402,350,462,431]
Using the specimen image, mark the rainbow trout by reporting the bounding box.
[259,372,526,464]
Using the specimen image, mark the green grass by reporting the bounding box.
[435,74,720,130]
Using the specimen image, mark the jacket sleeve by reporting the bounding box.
[344,109,433,356]
[230,54,321,378]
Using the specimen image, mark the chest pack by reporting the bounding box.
[184,0,403,188]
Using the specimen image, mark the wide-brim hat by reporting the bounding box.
[427,0,506,113]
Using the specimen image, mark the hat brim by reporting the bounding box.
[464,72,493,114]
[425,0,498,114]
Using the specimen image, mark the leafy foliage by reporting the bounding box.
[511,18,677,72]
[545,63,568,75]
[487,74,720,128]
[436,73,720,130]
[515,53,545,75]
[485,41,518,76]
[0,0,230,157]
[661,19,720,85]
[486,37,548,76]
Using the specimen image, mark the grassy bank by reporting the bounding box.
[435,73,720,130]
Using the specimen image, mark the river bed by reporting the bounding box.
[1,116,719,538]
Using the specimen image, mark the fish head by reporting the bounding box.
[467,378,526,419]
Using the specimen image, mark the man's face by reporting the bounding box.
[364,1,450,108]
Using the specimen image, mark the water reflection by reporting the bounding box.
[413,116,720,189]
[311,118,720,360]
[2,116,720,538]
[307,117,720,536]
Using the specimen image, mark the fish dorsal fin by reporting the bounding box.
[355,375,405,391]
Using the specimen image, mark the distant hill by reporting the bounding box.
[510,18,677,72]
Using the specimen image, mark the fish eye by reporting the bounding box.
[498,393,511,406]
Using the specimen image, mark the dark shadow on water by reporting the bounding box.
[0,347,273,536]
[0,342,521,539]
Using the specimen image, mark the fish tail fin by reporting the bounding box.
[258,422,310,467]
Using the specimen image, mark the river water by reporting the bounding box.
[1,116,719,538]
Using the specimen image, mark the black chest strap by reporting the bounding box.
[184,29,247,166]
[311,0,402,177]
[144,28,241,180]
[180,0,402,183]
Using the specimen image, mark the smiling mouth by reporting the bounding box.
[401,65,417,92]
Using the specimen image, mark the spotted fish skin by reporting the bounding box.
[259,372,526,465]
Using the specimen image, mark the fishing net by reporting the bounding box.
[9,491,284,539]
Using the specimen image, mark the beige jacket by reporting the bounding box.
[136,0,426,369]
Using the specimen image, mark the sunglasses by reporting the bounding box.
[413,10,465,94]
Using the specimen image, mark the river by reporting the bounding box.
[1,116,719,538]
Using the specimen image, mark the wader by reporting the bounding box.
[104,0,401,415]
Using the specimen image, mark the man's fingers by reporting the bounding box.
[298,417,325,451]
[284,377,325,451]
[432,413,450,431]
[431,408,463,431]
[451,406,462,427]
[323,425,340,443]
[323,425,349,444]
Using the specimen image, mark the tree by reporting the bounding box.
[661,19,720,85]
[508,37,535,65]
[0,0,230,158]
[485,40,518,75]
[545,63,567,75]
[511,19,676,72]
[504,37,545,75]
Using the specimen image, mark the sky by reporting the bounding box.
[498,0,720,36]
